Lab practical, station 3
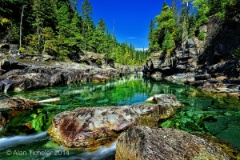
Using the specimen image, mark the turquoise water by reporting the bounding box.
[0,74,239,159]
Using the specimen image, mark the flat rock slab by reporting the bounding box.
[116,126,231,160]
[48,94,183,150]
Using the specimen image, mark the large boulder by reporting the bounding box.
[48,94,183,150]
[115,126,232,160]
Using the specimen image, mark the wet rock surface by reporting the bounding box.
[0,54,139,93]
[48,94,183,150]
[115,126,232,160]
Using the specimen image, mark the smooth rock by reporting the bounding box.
[48,94,183,150]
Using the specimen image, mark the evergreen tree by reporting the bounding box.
[97,18,106,33]
[81,0,93,50]
[192,0,209,26]
[148,19,156,52]
[162,30,175,56]
[150,3,177,53]
[32,0,44,53]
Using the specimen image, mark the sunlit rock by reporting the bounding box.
[115,126,231,160]
[92,74,109,83]
[48,94,183,150]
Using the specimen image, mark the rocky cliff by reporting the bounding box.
[143,14,240,97]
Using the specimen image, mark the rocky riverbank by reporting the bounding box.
[143,15,240,98]
[0,51,142,93]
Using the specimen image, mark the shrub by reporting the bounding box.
[198,31,206,40]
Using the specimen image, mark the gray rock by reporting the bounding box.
[151,71,162,81]
[115,126,231,160]
[0,60,135,92]
[187,38,196,48]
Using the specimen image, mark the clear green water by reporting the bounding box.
[0,74,239,159]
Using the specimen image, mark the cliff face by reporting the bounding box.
[143,13,240,86]
[200,14,240,65]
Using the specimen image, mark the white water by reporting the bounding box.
[67,141,117,160]
[0,131,48,151]
[0,132,117,159]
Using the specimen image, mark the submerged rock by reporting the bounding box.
[198,82,240,99]
[115,126,231,160]
[48,94,183,150]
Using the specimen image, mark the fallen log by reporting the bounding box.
[0,97,60,111]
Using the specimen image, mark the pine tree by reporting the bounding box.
[81,0,93,50]
[150,3,177,53]
[192,0,209,26]
[148,19,156,52]
[97,18,106,33]
[162,30,175,56]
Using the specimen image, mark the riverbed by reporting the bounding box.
[0,74,239,159]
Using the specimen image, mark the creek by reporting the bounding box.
[0,74,239,159]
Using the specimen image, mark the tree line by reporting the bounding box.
[0,0,148,65]
[148,0,240,56]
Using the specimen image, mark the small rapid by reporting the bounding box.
[0,132,48,151]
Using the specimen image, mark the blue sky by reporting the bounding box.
[78,0,178,49]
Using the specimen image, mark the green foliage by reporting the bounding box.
[188,14,196,38]
[108,43,149,66]
[232,47,240,59]
[193,0,210,26]
[97,18,106,33]
[155,3,176,32]
[81,0,92,20]
[162,31,175,56]
[0,0,148,65]
[18,47,25,53]
[208,0,239,18]
[31,113,46,132]
[24,34,39,54]
[149,3,177,53]
[198,30,206,40]
[41,27,58,54]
